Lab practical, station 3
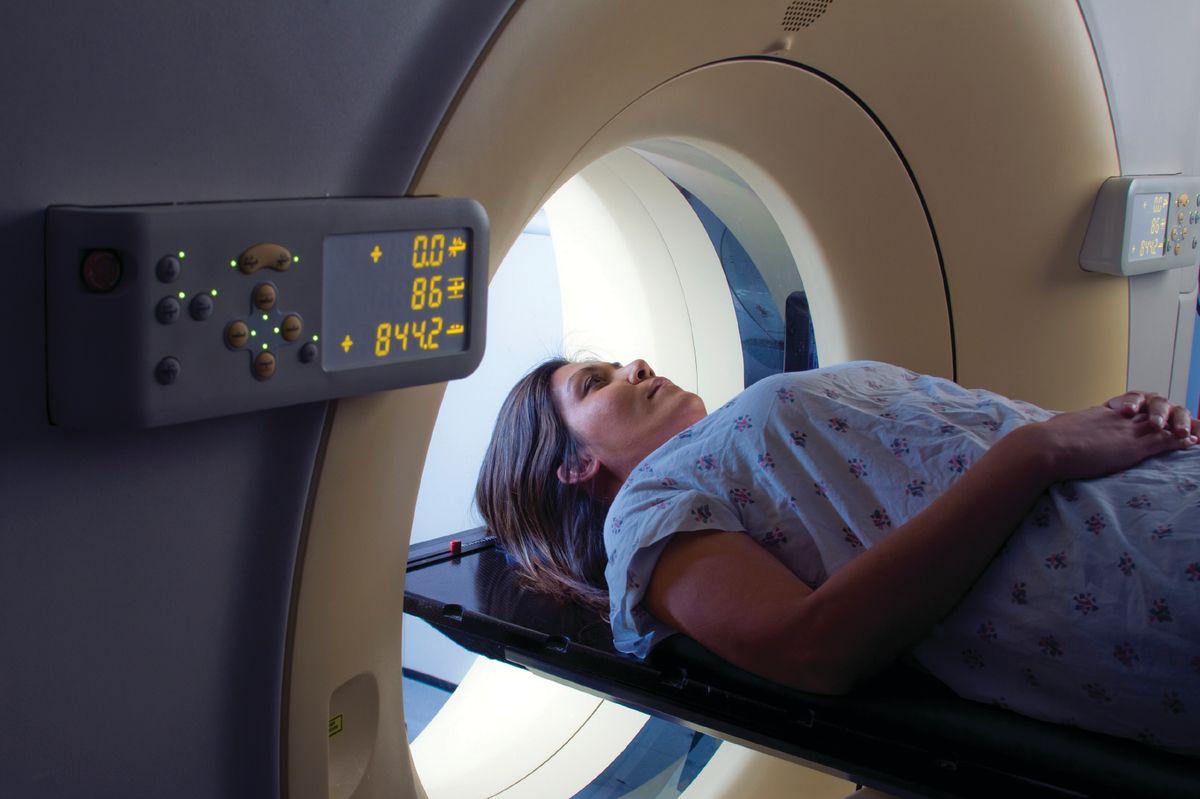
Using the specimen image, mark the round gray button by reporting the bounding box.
[156,255,182,283]
[156,296,181,324]
[299,342,318,364]
[189,293,214,321]
[155,357,181,385]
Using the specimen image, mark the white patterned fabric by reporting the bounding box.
[604,361,1200,750]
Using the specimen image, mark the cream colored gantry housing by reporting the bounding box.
[290,2,1199,797]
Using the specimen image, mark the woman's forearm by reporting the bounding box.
[646,404,1189,695]
[783,423,1055,692]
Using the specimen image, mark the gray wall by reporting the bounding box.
[0,2,513,796]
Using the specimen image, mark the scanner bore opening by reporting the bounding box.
[402,140,834,795]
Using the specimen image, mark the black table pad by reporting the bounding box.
[404,530,1199,798]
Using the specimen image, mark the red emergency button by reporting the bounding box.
[81,249,122,292]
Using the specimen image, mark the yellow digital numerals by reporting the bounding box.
[411,275,444,310]
[374,318,446,356]
[412,234,447,269]
[1138,239,1165,258]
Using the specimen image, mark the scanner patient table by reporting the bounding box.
[404,531,1199,798]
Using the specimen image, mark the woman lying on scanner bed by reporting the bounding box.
[476,358,1200,752]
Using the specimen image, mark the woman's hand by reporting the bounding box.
[1106,390,1199,439]
[1029,397,1196,484]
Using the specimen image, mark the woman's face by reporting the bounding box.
[551,359,706,486]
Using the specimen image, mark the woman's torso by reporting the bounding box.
[604,361,1200,750]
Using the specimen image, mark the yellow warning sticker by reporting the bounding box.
[328,714,344,738]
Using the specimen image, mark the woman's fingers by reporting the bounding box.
[1139,393,1170,427]
[1106,390,1196,441]
[1167,402,1194,438]
[1107,391,1145,416]
[1143,393,1193,437]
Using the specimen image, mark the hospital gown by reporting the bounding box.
[604,361,1200,751]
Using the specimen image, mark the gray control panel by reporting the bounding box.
[1080,175,1200,276]
[46,198,488,428]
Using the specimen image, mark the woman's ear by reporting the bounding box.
[557,454,600,486]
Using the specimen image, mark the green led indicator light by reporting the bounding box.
[293,255,300,263]
[210,289,218,297]
[250,330,257,337]
[262,342,269,350]
[177,291,186,300]
[312,334,319,342]
[273,327,280,334]
[178,251,186,259]
[229,260,238,268]
[262,313,269,321]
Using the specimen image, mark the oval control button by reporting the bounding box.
[189,293,214,321]
[155,356,182,386]
[226,320,250,349]
[299,342,318,363]
[253,283,278,310]
[156,296,181,324]
[239,243,292,274]
[156,255,182,283]
[254,351,277,380]
[280,313,303,342]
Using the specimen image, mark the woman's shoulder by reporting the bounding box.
[743,361,917,397]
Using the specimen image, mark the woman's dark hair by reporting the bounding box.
[475,358,611,614]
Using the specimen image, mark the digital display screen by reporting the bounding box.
[322,228,470,372]
[1129,192,1170,261]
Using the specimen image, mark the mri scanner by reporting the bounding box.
[4,1,1200,796]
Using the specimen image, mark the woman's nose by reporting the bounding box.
[625,359,654,383]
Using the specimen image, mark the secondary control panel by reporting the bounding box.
[1080,175,1200,276]
[46,198,488,428]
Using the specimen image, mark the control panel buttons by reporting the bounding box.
[82,250,122,293]
[238,242,292,274]
[189,293,214,321]
[253,351,276,380]
[226,320,250,348]
[155,356,181,385]
[156,296,182,324]
[280,313,303,341]
[253,283,278,310]
[45,197,486,429]
[156,255,182,283]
